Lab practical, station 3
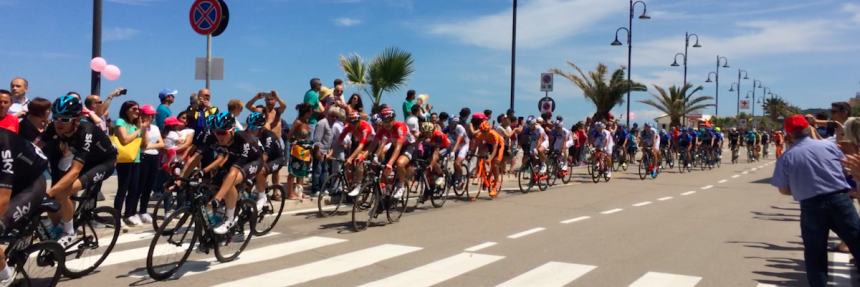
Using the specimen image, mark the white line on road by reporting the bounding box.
[628,272,702,287]
[496,262,597,287]
[464,242,497,252]
[507,227,546,239]
[742,171,749,175]
[681,191,696,196]
[831,252,853,286]
[731,174,740,178]
[560,216,591,224]
[632,201,652,207]
[657,197,673,201]
[755,284,779,287]
[751,168,758,171]
[360,253,504,287]
[600,208,623,215]
[115,230,155,245]
[99,232,279,268]
[214,244,423,287]
[717,179,727,183]
[701,185,714,190]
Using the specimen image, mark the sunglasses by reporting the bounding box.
[214,130,230,136]
[55,117,75,123]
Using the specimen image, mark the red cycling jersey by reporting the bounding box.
[375,121,409,144]
[339,120,374,145]
[423,130,451,149]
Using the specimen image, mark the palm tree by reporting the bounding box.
[763,97,801,122]
[551,62,646,121]
[639,83,714,127]
[339,47,414,112]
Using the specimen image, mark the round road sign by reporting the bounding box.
[211,0,230,37]
[189,0,223,35]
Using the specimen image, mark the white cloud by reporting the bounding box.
[107,0,164,5]
[428,0,624,50]
[844,3,860,23]
[104,27,140,42]
[334,17,362,27]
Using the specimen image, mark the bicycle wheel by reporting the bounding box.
[255,184,286,236]
[409,175,427,210]
[561,161,572,184]
[547,160,558,186]
[451,163,470,198]
[61,206,120,278]
[517,164,534,192]
[470,160,485,200]
[430,171,451,208]
[12,241,64,287]
[147,207,199,281]
[386,179,409,223]
[590,159,600,183]
[152,190,177,232]
[318,175,347,217]
[351,187,376,232]
[637,155,647,180]
[536,162,549,191]
[214,200,255,262]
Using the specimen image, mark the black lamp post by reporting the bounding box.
[704,55,729,117]
[670,32,701,126]
[730,69,749,116]
[751,79,762,119]
[509,0,517,111]
[611,0,650,127]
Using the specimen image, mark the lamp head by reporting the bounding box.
[611,38,623,46]
[671,60,680,67]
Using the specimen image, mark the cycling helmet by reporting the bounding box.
[51,95,83,119]
[479,121,491,132]
[209,111,235,131]
[379,107,395,120]
[536,117,545,124]
[595,122,606,130]
[420,122,435,133]
[451,116,461,124]
[246,112,266,130]
[527,116,537,126]
[715,127,721,132]
[472,112,488,121]
[644,123,651,129]
[348,112,360,122]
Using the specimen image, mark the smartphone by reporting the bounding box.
[119,88,128,95]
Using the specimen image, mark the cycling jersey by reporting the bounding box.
[41,121,116,169]
[626,133,637,149]
[640,129,655,147]
[476,130,505,161]
[418,130,451,160]
[551,128,571,150]
[745,132,756,143]
[0,129,47,193]
[375,121,411,145]
[526,125,549,149]
[614,128,628,146]
[678,133,692,147]
[594,129,613,152]
[447,123,470,159]
[728,132,740,146]
[259,129,285,171]
[700,130,713,143]
[340,120,374,147]
[659,132,670,147]
[761,133,770,145]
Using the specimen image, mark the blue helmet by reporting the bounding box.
[246,112,266,130]
[51,95,83,119]
[208,112,235,131]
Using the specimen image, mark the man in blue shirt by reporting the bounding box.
[156,89,176,131]
[771,114,860,287]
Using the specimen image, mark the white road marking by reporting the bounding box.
[464,242,497,252]
[701,185,714,190]
[632,201,652,207]
[507,227,546,239]
[742,171,749,175]
[560,216,591,224]
[751,168,758,171]
[831,252,852,286]
[496,261,597,287]
[731,174,740,178]
[115,231,155,245]
[681,191,696,196]
[755,284,779,287]
[600,208,623,215]
[717,179,727,183]
[359,252,504,287]
[628,272,702,287]
[658,197,673,201]
[213,244,422,287]
[97,232,279,268]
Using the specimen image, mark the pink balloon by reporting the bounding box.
[90,57,107,72]
[103,65,121,81]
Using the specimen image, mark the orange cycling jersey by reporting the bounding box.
[475,130,505,161]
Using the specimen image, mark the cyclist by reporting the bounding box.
[246,112,283,211]
[714,127,724,159]
[593,122,613,178]
[745,128,757,160]
[728,127,740,158]
[342,112,375,196]
[773,130,785,157]
[416,122,450,201]
[627,125,639,164]
[658,128,671,164]
[678,128,693,168]
[39,95,117,246]
[689,127,699,158]
[700,127,715,162]
[550,118,573,172]
[614,124,629,168]
[495,114,514,175]
[201,112,263,234]
[0,128,49,283]
[761,129,770,157]
[374,107,412,199]
[523,117,549,173]
[639,123,659,176]
[447,115,470,185]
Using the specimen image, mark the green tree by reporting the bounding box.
[551,62,646,121]
[763,97,801,122]
[339,47,414,112]
[638,84,714,127]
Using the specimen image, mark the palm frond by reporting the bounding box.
[367,47,415,106]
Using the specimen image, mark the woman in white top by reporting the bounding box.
[136,105,164,224]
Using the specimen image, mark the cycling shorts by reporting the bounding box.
[265,157,286,174]
[232,160,262,181]
[0,175,47,234]
[455,144,469,160]
[78,158,116,191]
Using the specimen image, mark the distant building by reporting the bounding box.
[654,113,712,128]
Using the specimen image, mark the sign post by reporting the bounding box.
[189,0,229,89]
[538,73,555,115]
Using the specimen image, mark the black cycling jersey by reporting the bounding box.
[18,118,41,143]
[728,132,740,145]
[217,131,262,167]
[194,129,218,167]
[259,129,284,160]
[0,129,48,193]
[41,121,116,170]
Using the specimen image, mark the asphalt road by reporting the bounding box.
[65,157,852,287]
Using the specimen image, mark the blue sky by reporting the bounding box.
[2,0,859,124]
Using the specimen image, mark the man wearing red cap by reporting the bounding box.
[771,114,860,287]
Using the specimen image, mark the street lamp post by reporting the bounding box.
[611,0,650,127]
[751,79,762,119]
[671,32,701,126]
[509,0,517,111]
[91,0,102,96]
[705,55,729,117]
[731,69,749,116]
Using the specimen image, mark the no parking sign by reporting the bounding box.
[189,0,228,35]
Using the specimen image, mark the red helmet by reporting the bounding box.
[380,107,395,120]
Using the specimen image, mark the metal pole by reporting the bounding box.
[625,0,633,127]
[509,0,517,111]
[715,56,719,117]
[752,81,757,119]
[206,34,212,89]
[90,0,102,96]
[736,70,742,117]
[682,32,689,126]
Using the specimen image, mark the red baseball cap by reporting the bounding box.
[784,114,809,133]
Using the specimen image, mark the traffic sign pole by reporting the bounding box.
[206,34,212,89]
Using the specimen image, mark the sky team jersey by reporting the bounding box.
[0,129,47,192]
[217,132,262,167]
[640,129,656,147]
[41,121,116,168]
[375,121,410,145]
[259,129,284,160]
[339,120,374,145]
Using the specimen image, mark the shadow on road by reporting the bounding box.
[746,256,809,287]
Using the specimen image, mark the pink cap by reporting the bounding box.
[164,116,182,126]
[140,104,156,116]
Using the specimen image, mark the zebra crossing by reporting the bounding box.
[75,229,783,287]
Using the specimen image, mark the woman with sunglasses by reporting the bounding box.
[286,104,314,201]
[204,112,262,234]
[38,95,117,246]
[245,112,284,211]
[113,101,149,226]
